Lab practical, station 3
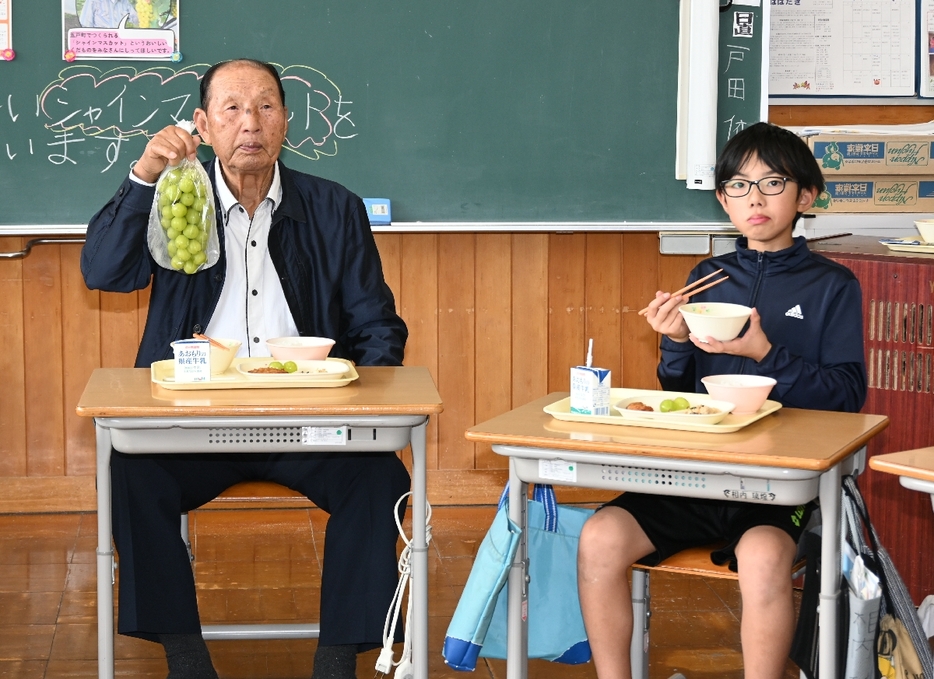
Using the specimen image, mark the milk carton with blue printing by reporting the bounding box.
[570,339,611,415]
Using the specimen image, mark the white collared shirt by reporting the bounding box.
[204,162,299,357]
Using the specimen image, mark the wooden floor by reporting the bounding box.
[0,506,805,679]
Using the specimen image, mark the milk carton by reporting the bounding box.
[570,365,611,415]
[172,338,211,383]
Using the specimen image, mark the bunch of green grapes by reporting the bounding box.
[659,397,691,413]
[135,0,153,28]
[156,166,212,275]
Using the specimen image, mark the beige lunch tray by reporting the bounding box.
[150,357,359,390]
[879,238,934,255]
[544,387,782,434]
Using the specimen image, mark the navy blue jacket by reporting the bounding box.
[658,236,866,413]
[82,160,407,368]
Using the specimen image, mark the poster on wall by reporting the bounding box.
[61,0,180,62]
[769,0,916,96]
[0,0,13,61]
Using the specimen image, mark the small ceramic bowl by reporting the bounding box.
[679,302,752,342]
[266,336,336,361]
[915,219,934,243]
[171,338,241,374]
[701,374,777,415]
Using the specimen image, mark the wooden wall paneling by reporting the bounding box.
[584,233,623,385]
[372,235,413,468]
[0,237,27,476]
[436,234,477,470]
[621,233,664,390]
[399,234,440,468]
[770,105,934,128]
[22,244,65,476]
[61,243,100,477]
[474,234,512,470]
[658,251,695,299]
[100,288,143,369]
[511,234,549,412]
[0,476,95,514]
[0,230,719,509]
[547,234,587,393]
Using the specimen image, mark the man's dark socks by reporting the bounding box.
[158,633,218,679]
[311,643,357,679]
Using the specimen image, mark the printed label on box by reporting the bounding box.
[808,136,934,175]
[808,176,934,213]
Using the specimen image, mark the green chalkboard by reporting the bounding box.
[0,0,764,226]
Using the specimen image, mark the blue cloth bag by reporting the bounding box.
[443,484,593,670]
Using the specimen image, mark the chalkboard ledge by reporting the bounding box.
[0,221,736,237]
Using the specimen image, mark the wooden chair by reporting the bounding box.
[180,481,322,640]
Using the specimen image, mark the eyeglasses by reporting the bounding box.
[719,176,796,198]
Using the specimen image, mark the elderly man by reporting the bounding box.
[81,59,409,679]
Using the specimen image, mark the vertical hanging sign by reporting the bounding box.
[717,1,767,151]
[0,0,13,61]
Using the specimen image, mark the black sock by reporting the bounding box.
[158,633,219,679]
[311,643,357,679]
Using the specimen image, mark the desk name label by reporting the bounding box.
[539,459,577,483]
[302,427,348,446]
[723,489,776,502]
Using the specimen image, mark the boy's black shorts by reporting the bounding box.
[601,492,813,572]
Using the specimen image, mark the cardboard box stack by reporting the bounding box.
[805,134,934,213]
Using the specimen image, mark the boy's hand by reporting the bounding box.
[644,290,690,342]
[690,308,772,361]
[132,124,201,184]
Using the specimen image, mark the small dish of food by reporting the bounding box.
[701,374,777,415]
[235,359,350,379]
[266,336,336,361]
[614,394,736,425]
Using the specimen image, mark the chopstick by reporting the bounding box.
[637,268,729,316]
[679,274,729,300]
[193,332,230,350]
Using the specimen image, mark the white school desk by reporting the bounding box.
[465,393,889,679]
[869,448,934,507]
[76,366,443,679]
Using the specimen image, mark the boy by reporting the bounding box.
[577,122,867,679]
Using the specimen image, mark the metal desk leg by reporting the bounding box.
[411,420,429,679]
[630,568,649,679]
[506,460,529,679]
[818,464,841,679]
[96,422,115,679]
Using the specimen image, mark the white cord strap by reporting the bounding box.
[375,491,432,679]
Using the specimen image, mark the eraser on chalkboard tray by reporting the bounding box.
[363,198,391,225]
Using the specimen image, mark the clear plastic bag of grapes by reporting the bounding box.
[147,124,219,275]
